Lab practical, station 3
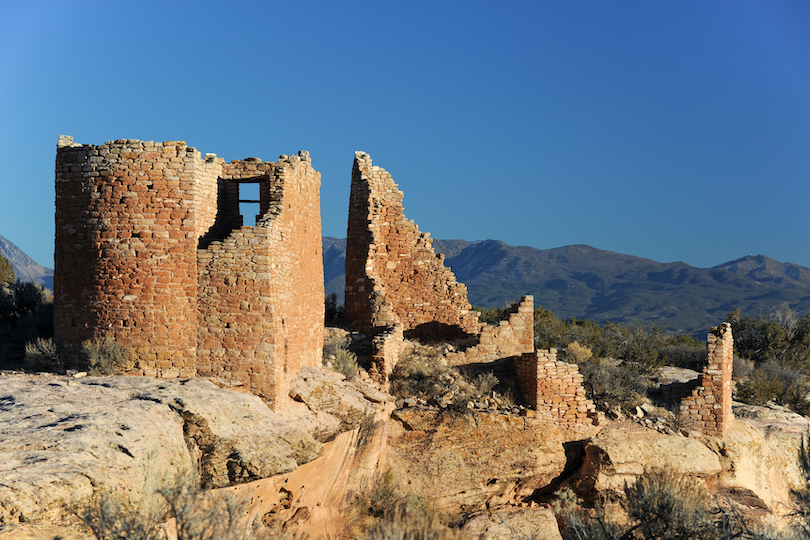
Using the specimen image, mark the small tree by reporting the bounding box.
[0,281,53,368]
[0,253,13,285]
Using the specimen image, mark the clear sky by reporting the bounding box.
[1,0,808,269]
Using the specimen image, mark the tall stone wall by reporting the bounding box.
[345,152,480,339]
[680,323,734,437]
[197,152,324,405]
[55,137,322,408]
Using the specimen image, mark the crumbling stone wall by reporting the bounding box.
[345,152,480,339]
[369,325,404,384]
[344,152,537,383]
[55,136,322,408]
[515,348,600,426]
[679,323,733,437]
[445,296,535,366]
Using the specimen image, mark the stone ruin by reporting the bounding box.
[345,151,599,426]
[679,323,734,437]
[515,348,601,425]
[345,151,481,339]
[344,151,735,432]
[54,136,323,408]
[53,138,734,432]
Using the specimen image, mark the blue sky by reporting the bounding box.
[1,0,808,269]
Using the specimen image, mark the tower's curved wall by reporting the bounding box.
[55,137,218,375]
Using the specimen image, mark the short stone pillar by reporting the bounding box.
[679,323,734,437]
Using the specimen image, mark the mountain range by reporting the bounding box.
[0,234,53,290]
[3,234,807,337]
[324,237,810,336]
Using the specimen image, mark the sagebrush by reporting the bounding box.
[83,337,134,375]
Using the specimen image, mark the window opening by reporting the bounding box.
[239,182,261,226]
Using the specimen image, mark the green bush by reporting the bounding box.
[736,362,810,415]
[0,282,53,368]
[659,344,706,372]
[728,306,810,368]
[82,337,134,375]
[471,305,508,325]
[602,321,667,373]
[578,360,649,414]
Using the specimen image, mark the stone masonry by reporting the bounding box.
[345,152,481,340]
[515,348,601,426]
[345,152,541,384]
[54,136,323,408]
[444,296,535,366]
[679,322,734,437]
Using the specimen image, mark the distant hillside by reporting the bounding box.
[0,235,53,290]
[323,236,346,300]
[323,237,810,336]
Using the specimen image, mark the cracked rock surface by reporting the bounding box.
[0,374,322,526]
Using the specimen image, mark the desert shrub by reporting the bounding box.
[659,344,706,371]
[733,355,755,380]
[158,480,267,540]
[360,506,464,540]
[578,360,649,414]
[556,470,723,540]
[390,343,500,411]
[624,469,719,540]
[24,337,62,372]
[348,471,459,540]
[471,372,498,396]
[553,487,621,540]
[83,337,134,375]
[333,347,359,379]
[566,341,593,363]
[736,362,810,415]
[323,329,358,379]
[79,491,165,540]
[323,330,349,358]
[353,470,406,520]
[391,344,452,402]
[80,478,283,540]
[557,433,810,540]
